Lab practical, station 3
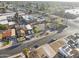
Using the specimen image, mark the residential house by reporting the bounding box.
[11,29,16,37]
[20,29,25,37]
[0,15,9,25]
[0,20,8,25]
[1,29,17,43]
[0,14,15,29]
[2,29,11,38]
[17,37,26,42]
[22,14,35,24]
[0,29,16,40]
[8,21,16,28]
[25,24,33,35]
[8,22,15,26]
[22,15,30,21]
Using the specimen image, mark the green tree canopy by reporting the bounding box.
[0,24,8,30]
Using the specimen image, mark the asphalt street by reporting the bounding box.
[0,17,79,57]
[64,18,79,34]
[0,30,67,57]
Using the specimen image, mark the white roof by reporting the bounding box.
[0,20,8,24]
[8,22,15,25]
[22,15,30,20]
[26,24,32,30]
[22,15,33,20]
[0,16,7,20]
[65,9,79,15]
[11,29,16,36]
[0,13,15,20]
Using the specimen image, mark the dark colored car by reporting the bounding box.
[33,44,39,48]
[48,39,55,43]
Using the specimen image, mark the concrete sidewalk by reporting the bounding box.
[0,41,13,50]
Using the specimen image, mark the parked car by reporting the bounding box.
[25,35,34,40]
[25,36,30,40]
[33,44,39,48]
[74,33,79,38]
[48,39,55,43]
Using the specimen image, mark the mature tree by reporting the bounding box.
[0,24,8,30]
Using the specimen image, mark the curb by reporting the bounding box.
[0,41,13,50]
